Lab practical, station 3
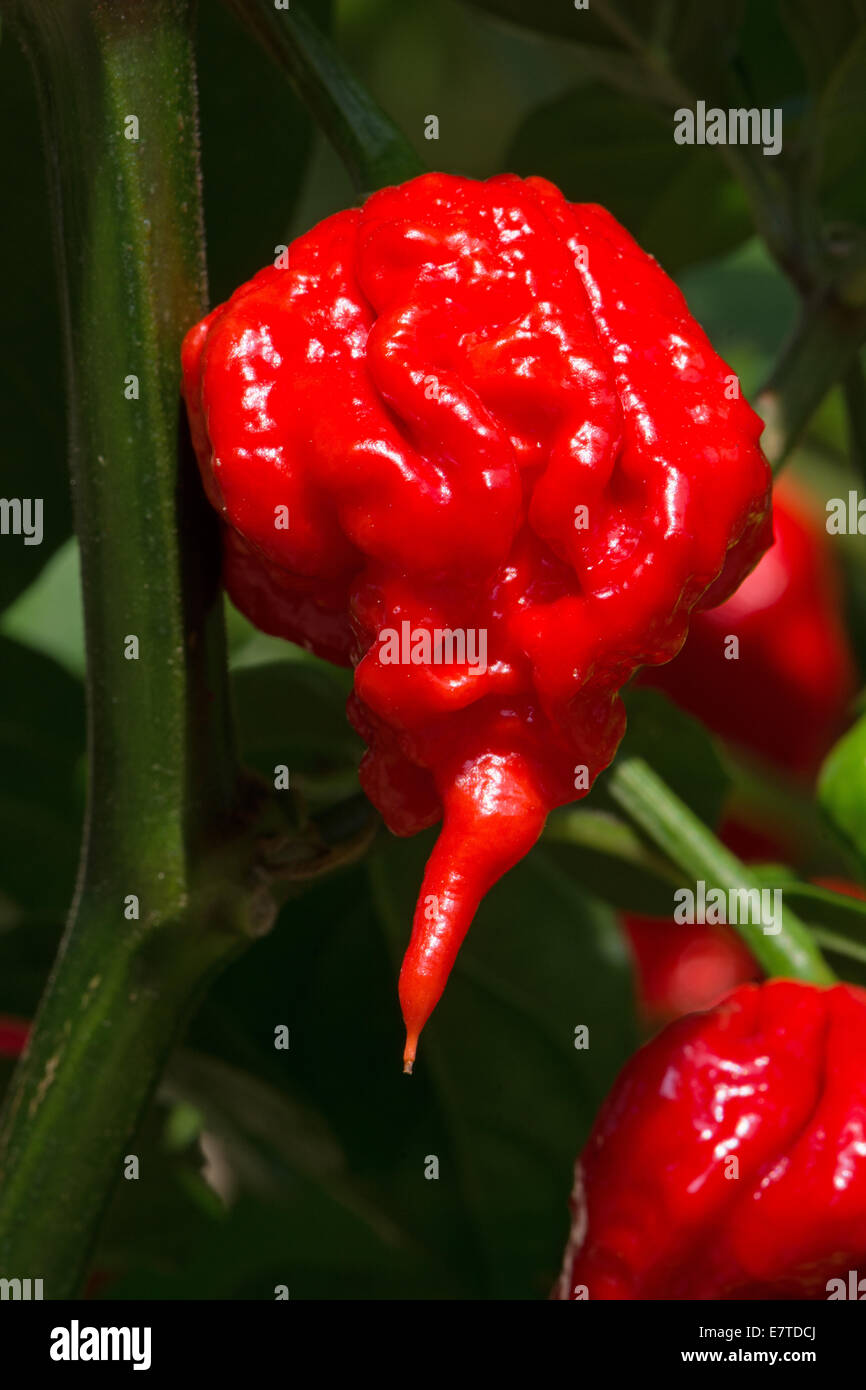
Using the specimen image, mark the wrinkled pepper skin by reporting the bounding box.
[647,477,856,776]
[556,981,866,1300]
[181,173,772,1067]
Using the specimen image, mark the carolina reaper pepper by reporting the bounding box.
[556,980,866,1300]
[181,172,771,1068]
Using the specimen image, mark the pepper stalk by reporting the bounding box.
[0,0,307,1295]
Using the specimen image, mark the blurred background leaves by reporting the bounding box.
[509,85,753,272]
[0,0,864,1298]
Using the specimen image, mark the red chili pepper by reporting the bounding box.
[646,477,856,776]
[182,173,771,1067]
[0,1015,29,1059]
[556,980,866,1300]
[814,877,866,902]
[622,912,758,1024]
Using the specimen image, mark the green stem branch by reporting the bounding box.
[0,0,266,1294]
[224,0,425,193]
[608,757,835,984]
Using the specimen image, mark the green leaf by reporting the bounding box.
[779,878,866,923]
[463,0,624,45]
[0,30,72,609]
[544,689,732,917]
[509,85,751,272]
[723,747,850,880]
[162,1049,410,1251]
[609,757,835,984]
[818,712,866,876]
[103,1190,447,1300]
[677,238,798,399]
[369,832,637,1298]
[812,27,866,224]
[467,0,748,102]
[231,660,359,793]
[185,860,482,1295]
[1,538,85,679]
[542,687,732,916]
[544,806,679,915]
[748,868,866,981]
[464,0,671,48]
[93,1099,224,1278]
[780,0,866,95]
[182,833,637,1299]
[612,686,731,829]
[113,861,475,1298]
[736,1,811,107]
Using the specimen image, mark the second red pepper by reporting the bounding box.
[557,980,866,1300]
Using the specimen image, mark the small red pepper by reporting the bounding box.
[647,476,856,776]
[0,1015,29,1059]
[182,173,771,1067]
[622,911,757,1024]
[556,980,866,1300]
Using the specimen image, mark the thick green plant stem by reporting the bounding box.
[0,0,267,1295]
[609,757,836,985]
[224,0,425,193]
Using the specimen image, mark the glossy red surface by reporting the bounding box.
[556,980,866,1300]
[182,173,772,1066]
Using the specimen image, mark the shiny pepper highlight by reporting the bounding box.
[181,173,772,1069]
[556,981,866,1300]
